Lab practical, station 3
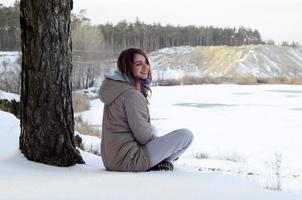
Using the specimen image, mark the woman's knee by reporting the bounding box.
[174,128,193,142]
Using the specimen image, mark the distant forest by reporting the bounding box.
[1,2,301,92]
[0,3,299,54]
[0,2,20,51]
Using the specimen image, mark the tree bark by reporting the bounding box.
[19,0,84,166]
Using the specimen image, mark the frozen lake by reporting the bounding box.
[81,84,302,192]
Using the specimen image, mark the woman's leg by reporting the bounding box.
[145,128,193,167]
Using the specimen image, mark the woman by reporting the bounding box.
[99,48,193,172]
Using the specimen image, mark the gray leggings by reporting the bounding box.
[145,128,193,167]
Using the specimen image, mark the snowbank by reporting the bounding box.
[0,90,20,102]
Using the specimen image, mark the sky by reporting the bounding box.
[1,0,302,45]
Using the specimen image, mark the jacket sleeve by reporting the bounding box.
[123,90,153,145]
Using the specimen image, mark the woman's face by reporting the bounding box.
[132,53,150,80]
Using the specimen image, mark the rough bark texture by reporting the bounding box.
[19,0,84,166]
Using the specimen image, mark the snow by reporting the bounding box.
[0,110,301,200]
[0,90,20,102]
[148,84,302,192]
[79,84,302,194]
[1,85,302,199]
[75,131,101,155]
[156,46,193,54]
[2,46,302,86]
[75,87,99,99]
[149,45,302,80]
[0,111,20,158]
[80,98,102,127]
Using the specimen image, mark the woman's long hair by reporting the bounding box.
[117,48,152,98]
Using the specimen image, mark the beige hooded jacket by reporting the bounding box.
[99,71,153,172]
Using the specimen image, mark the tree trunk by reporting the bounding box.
[19,0,84,166]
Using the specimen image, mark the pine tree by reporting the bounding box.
[19,0,84,166]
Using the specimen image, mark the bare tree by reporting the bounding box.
[19,0,84,166]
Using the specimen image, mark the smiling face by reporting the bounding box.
[132,53,150,80]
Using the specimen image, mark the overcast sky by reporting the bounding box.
[2,0,302,44]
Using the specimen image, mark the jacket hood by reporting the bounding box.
[99,70,135,105]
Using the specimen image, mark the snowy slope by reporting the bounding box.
[0,90,20,102]
[0,110,301,200]
[149,45,302,80]
[2,45,302,88]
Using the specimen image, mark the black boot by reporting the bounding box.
[148,160,174,171]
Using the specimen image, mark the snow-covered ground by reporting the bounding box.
[0,112,300,200]
[0,90,20,102]
[1,84,302,199]
[79,84,302,193]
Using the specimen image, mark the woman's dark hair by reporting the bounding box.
[117,48,152,98]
